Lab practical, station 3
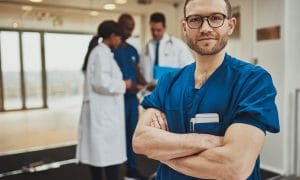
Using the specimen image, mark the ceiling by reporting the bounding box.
[0,0,184,15]
[0,0,184,33]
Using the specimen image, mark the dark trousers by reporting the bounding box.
[89,164,121,180]
[125,96,139,170]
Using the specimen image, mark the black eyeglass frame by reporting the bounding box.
[185,13,229,29]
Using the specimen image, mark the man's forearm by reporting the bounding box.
[162,124,265,179]
[163,146,248,180]
[133,125,222,161]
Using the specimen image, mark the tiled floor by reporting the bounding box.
[0,107,80,155]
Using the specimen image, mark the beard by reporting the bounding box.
[186,33,228,56]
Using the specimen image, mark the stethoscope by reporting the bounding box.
[164,36,173,56]
[145,36,174,61]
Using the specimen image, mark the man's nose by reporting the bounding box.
[200,19,213,32]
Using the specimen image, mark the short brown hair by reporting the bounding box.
[150,12,166,27]
[184,0,232,18]
[118,13,134,27]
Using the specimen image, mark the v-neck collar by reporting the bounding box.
[188,53,229,90]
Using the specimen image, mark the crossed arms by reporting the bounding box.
[132,108,265,180]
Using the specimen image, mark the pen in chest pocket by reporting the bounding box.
[190,113,219,132]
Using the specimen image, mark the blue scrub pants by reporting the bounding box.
[125,95,139,170]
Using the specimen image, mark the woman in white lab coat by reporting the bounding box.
[76,20,132,180]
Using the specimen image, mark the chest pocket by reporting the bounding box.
[192,122,222,136]
[165,109,187,133]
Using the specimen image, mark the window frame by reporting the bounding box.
[0,28,92,112]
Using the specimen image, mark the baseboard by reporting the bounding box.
[0,141,77,156]
[261,163,284,175]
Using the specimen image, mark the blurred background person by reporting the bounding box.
[140,12,194,82]
[77,20,132,180]
[113,13,148,180]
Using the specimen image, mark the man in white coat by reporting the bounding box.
[140,12,194,82]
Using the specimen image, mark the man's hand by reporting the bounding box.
[150,111,168,131]
[146,82,156,91]
[127,82,145,92]
[160,124,265,179]
[124,79,133,89]
[133,108,224,161]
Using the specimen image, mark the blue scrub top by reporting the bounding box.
[114,43,139,96]
[141,53,280,180]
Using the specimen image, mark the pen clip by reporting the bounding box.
[190,118,195,132]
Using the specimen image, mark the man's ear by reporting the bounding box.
[227,17,237,35]
[182,20,187,36]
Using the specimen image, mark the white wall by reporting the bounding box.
[254,0,285,174]
[226,0,254,62]
[236,0,300,175]
[284,0,300,175]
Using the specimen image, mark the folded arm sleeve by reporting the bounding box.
[233,70,280,133]
[141,73,171,111]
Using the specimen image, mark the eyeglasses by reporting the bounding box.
[185,13,228,29]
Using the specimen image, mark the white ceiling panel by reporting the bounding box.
[0,0,184,15]
[0,0,184,32]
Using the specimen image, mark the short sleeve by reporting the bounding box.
[132,47,140,65]
[233,70,280,134]
[141,73,171,111]
[113,49,131,80]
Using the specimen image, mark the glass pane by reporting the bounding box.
[44,33,92,108]
[0,31,22,110]
[22,32,43,108]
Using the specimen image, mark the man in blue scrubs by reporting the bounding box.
[114,14,148,180]
[133,0,280,179]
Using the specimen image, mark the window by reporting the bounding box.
[44,33,92,108]
[0,31,92,111]
[22,32,43,108]
[0,31,22,110]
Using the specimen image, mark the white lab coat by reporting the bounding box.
[140,33,194,82]
[76,41,127,167]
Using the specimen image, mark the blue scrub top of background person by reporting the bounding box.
[114,43,139,96]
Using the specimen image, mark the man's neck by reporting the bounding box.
[194,50,225,88]
[154,33,165,42]
[121,41,128,47]
[195,51,225,74]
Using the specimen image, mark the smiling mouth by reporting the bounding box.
[199,38,215,41]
